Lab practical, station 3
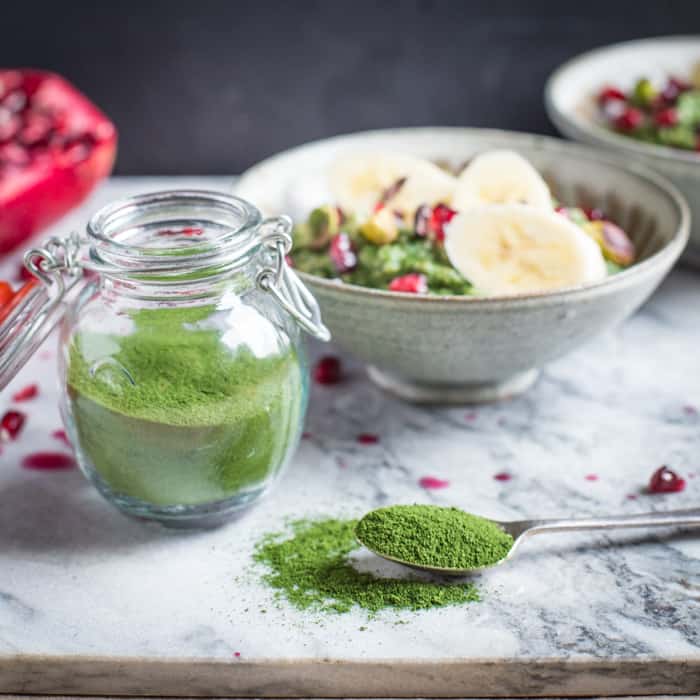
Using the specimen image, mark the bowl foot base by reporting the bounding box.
[367,367,540,404]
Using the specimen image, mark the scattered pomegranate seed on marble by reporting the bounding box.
[313,356,342,385]
[12,384,38,402]
[585,474,599,482]
[51,429,71,446]
[22,452,75,470]
[233,652,241,658]
[648,466,686,494]
[683,404,698,416]
[357,433,379,445]
[418,476,450,490]
[493,472,512,482]
[1,410,25,441]
[465,412,478,422]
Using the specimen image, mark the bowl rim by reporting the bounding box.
[544,35,700,167]
[236,126,690,307]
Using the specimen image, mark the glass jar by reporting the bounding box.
[1,190,329,528]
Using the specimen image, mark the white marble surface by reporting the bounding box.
[0,178,699,696]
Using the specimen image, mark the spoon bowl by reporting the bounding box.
[357,508,700,577]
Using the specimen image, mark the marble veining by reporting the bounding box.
[0,178,698,696]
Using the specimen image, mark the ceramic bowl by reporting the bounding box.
[235,128,688,403]
[545,36,700,265]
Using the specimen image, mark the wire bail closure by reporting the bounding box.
[0,233,84,391]
[256,216,331,342]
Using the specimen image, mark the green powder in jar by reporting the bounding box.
[355,505,514,570]
[66,305,304,506]
[253,517,479,615]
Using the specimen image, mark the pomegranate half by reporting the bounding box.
[0,69,117,254]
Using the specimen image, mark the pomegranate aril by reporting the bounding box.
[598,86,626,104]
[388,273,428,294]
[648,466,686,494]
[313,355,342,385]
[1,410,26,441]
[19,110,54,146]
[357,433,379,445]
[2,89,27,113]
[12,384,38,402]
[493,472,512,482]
[52,429,71,446]
[0,108,21,142]
[0,281,13,306]
[329,232,357,273]
[22,452,75,470]
[0,71,23,100]
[0,142,30,166]
[429,203,457,241]
[419,476,450,490]
[654,107,678,127]
[614,107,643,131]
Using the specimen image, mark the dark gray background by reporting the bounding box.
[3,0,698,174]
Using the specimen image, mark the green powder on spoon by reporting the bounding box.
[356,504,514,570]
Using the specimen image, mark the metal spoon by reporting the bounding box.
[356,507,700,576]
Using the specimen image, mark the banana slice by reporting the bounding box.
[453,150,553,211]
[329,152,456,217]
[444,204,607,296]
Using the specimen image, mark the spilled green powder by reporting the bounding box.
[67,305,304,506]
[253,518,479,615]
[356,505,514,570]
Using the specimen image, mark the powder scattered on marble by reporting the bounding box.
[356,505,513,570]
[253,517,479,615]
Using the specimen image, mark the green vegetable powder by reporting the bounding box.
[253,517,480,615]
[355,505,514,570]
[67,305,303,506]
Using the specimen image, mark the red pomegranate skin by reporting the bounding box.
[0,69,117,254]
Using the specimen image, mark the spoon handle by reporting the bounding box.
[521,508,700,535]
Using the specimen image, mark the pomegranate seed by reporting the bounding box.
[598,86,626,104]
[52,429,71,446]
[234,652,241,658]
[12,384,38,402]
[59,135,95,165]
[648,466,686,494]
[465,411,478,422]
[0,142,30,166]
[683,404,698,416]
[429,203,457,241]
[313,356,342,385]
[1,410,26,441]
[328,232,357,273]
[181,226,204,236]
[584,474,599,482]
[654,107,678,127]
[583,207,605,221]
[493,472,512,482]
[2,89,27,113]
[0,107,21,142]
[614,107,643,131]
[357,433,379,445]
[0,281,13,306]
[418,476,450,490]
[388,273,428,294]
[19,110,53,146]
[22,452,75,470]
[0,71,23,100]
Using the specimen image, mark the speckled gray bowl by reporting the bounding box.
[235,128,689,403]
[545,36,700,265]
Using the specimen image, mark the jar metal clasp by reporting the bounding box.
[255,216,330,342]
[0,232,84,390]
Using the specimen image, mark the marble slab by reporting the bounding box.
[0,178,699,697]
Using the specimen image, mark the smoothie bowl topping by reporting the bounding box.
[597,69,700,153]
[290,150,636,297]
